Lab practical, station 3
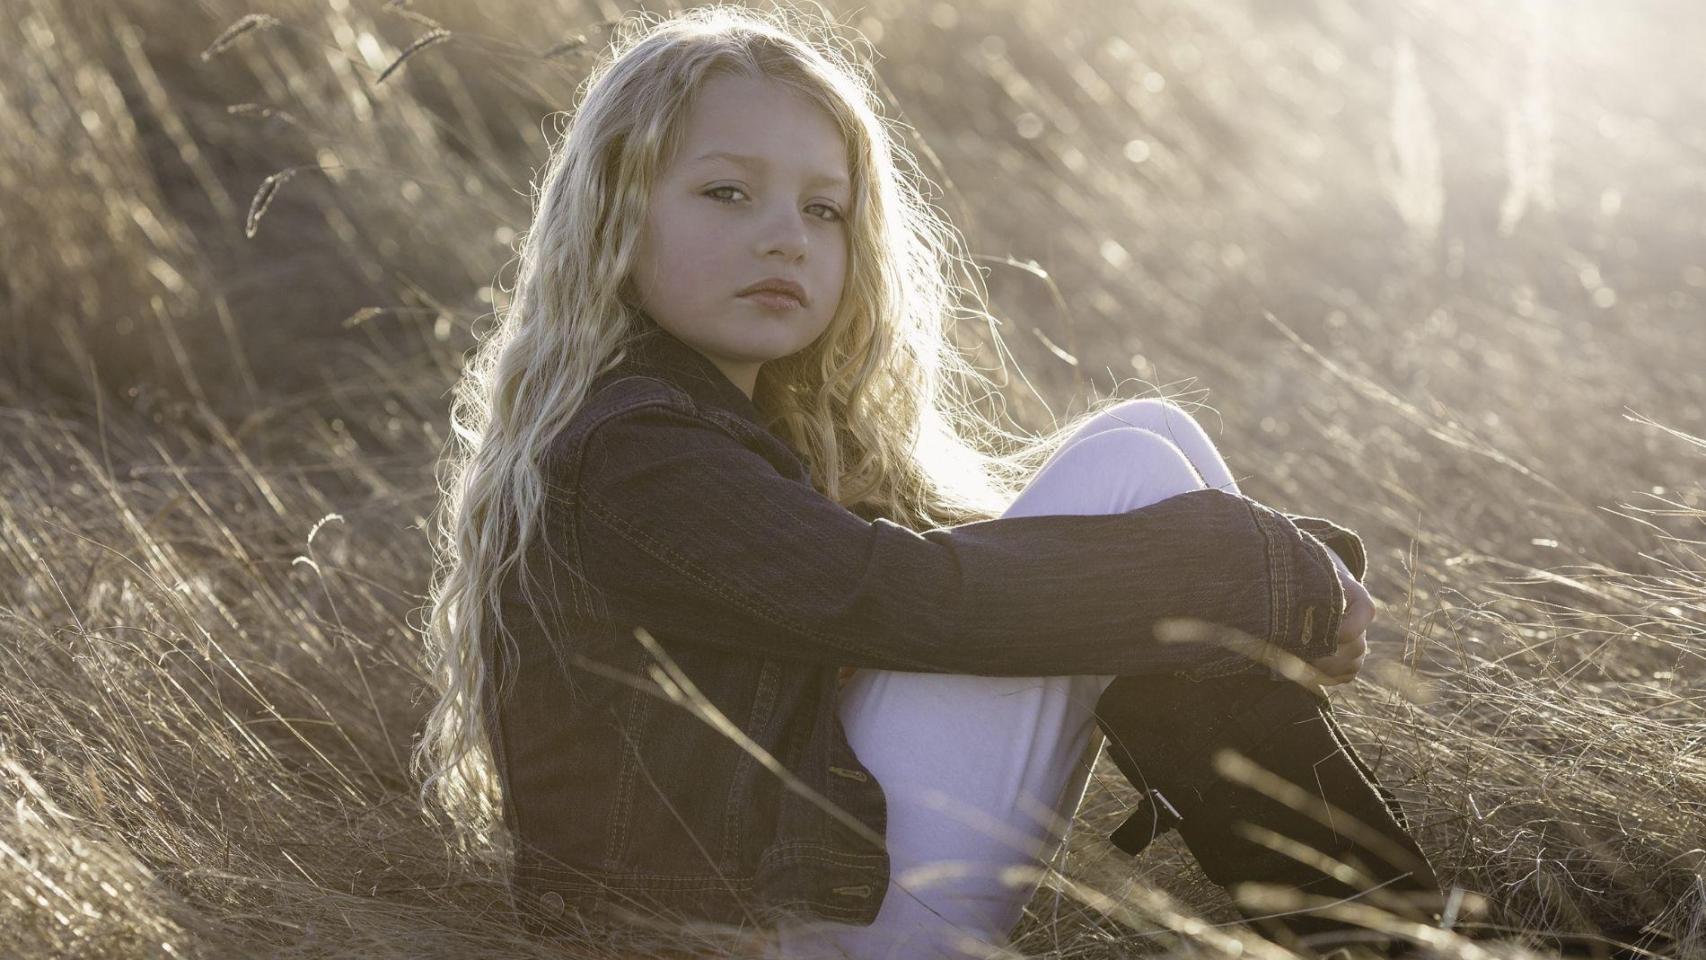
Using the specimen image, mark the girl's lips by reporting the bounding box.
[741,291,804,309]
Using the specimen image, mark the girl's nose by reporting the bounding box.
[756,205,810,259]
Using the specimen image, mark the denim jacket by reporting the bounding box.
[486,313,1364,941]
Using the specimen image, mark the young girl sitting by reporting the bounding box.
[414,5,1440,958]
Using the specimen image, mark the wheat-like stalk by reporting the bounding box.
[540,35,590,59]
[200,13,281,62]
[226,102,300,127]
[376,29,451,85]
[244,167,298,238]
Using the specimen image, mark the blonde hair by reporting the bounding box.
[413,1,1124,855]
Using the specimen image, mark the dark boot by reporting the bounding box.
[1093,670,1444,956]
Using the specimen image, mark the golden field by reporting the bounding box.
[2,0,1702,956]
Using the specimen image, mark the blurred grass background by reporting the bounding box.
[2,0,1703,956]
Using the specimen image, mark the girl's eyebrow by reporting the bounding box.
[692,149,849,189]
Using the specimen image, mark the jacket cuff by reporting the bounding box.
[1283,512,1368,582]
[1245,501,1345,662]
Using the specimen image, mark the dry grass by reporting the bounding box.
[2,0,1703,957]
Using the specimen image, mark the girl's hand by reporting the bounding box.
[837,665,858,689]
[1305,549,1375,686]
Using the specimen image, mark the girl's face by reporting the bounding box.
[630,71,851,399]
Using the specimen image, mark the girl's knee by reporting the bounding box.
[1094,397,1210,448]
[1045,427,1204,502]
[1007,427,1206,518]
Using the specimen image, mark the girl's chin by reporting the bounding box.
[725,319,827,356]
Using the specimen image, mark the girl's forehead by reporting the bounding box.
[672,74,848,174]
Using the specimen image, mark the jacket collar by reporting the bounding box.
[611,311,815,485]
[613,309,774,435]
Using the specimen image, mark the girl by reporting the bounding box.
[414,5,1438,958]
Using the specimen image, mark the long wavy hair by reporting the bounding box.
[413,2,1130,855]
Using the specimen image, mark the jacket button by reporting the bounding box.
[828,765,868,782]
[831,883,873,897]
[537,891,565,918]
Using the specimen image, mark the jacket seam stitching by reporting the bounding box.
[604,684,645,868]
[724,659,779,865]
[1246,500,1291,654]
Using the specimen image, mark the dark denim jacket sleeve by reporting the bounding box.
[1284,514,1368,582]
[570,399,1347,678]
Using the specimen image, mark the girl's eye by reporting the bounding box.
[704,186,844,223]
[807,202,845,223]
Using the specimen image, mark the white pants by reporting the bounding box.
[769,398,1247,959]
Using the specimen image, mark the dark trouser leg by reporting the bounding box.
[1093,670,1444,955]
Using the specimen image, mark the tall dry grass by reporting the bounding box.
[2,0,1703,957]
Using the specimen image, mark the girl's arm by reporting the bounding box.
[1283,513,1367,581]
[559,399,1346,678]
